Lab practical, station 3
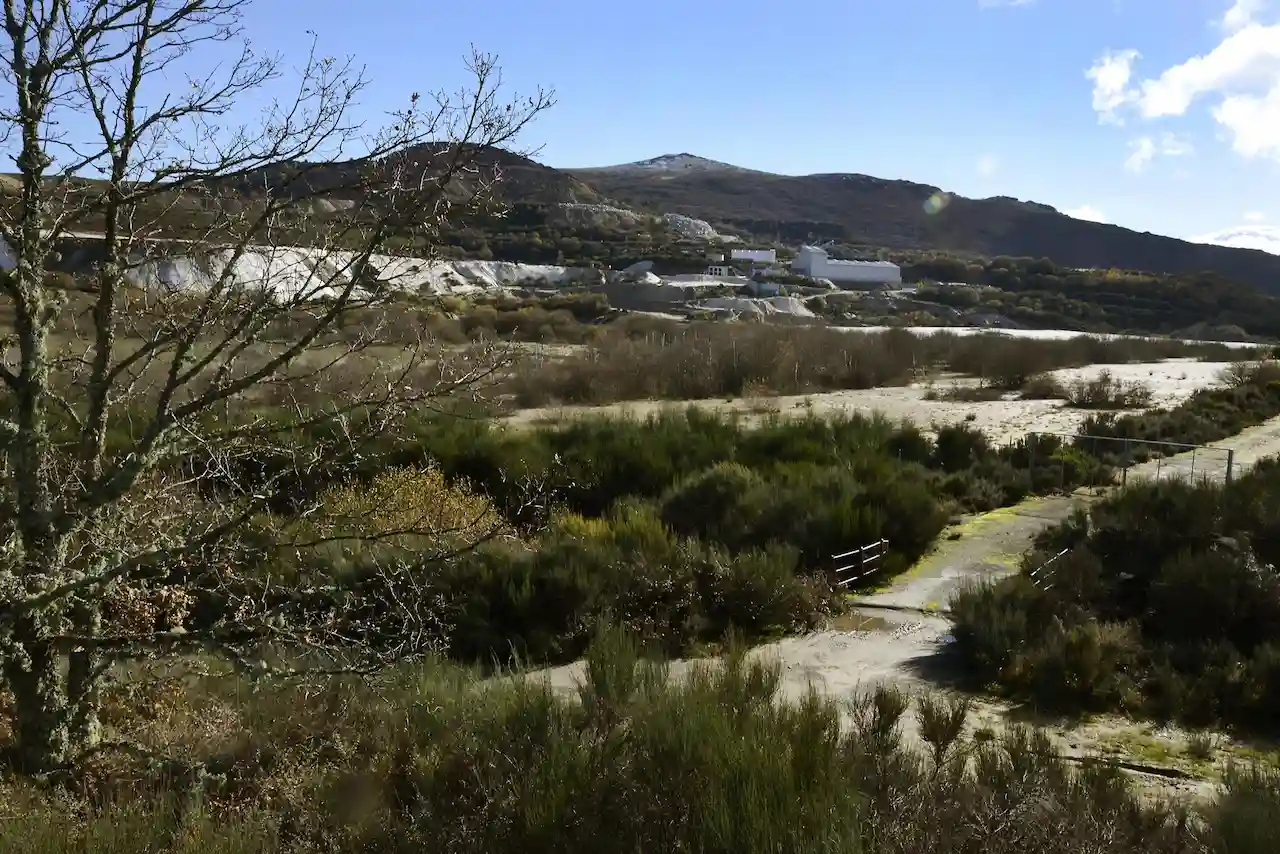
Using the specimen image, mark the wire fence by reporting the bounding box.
[1025,431,1236,490]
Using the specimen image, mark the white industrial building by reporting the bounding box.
[730,248,777,264]
[791,245,901,286]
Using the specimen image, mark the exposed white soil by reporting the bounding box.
[507,358,1237,447]
[840,326,1260,348]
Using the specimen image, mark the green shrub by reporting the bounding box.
[1087,479,1227,585]
[1201,763,1280,854]
[1019,373,1067,399]
[1022,618,1142,711]
[1,630,1267,853]
[659,457,946,573]
[950,465,1280,731]
[886,422,934,464]
[932,423,993,473]
[938,471,1006,512]
[923,384,1005,402]
[1079,376,1280,457]
[656,461,766,548]
[1064,370,1154,409]
[505,325,1240,409]
[329,644,1198,854]
[949,579,1046,684]
[1147,550,1280,652]
[440,506,832,667]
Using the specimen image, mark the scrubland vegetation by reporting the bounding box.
[502,321,1247,408]
[951,461,1280,732]
[238,350,1280,672]
[2,629,1279,853]
[254,408,1102,667]
[40,287,1254,414]
[925,368,1155,408]
[6,3,1280,848]
[1076,361,1280,461]
[7,288,1280,848]
[946,361,1280,733]
[1063,370,1156,409]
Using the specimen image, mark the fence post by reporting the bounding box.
[1191,447,1197,482]
[1091,435,1101,492]
[1060,444,1067,492]
[1226,448,1235,485]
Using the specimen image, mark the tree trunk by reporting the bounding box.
[3,616,70,774]
[67,603,104,756]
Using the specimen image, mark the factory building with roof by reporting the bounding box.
[791,245,902,287]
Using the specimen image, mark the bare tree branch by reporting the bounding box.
[0,0,553,775]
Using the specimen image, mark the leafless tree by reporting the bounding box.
[0,0,552,774]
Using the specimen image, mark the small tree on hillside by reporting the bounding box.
[0,0,551,774]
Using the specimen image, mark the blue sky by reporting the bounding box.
[45,1,1280,251]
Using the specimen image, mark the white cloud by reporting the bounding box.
[976,154,1000,176]
[1136,24,1280,120]
[1214,83,1280,156]
[1087,49,1141,124]
[1124,133,1194,172]
[1125,137,1156,171]
[1193,223,1280,254]
[1244,210,1267,221]
[1065,205,1109,223]
[1086,16,1280,161]
[1222,0,1268,33]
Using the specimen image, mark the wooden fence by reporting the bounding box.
[831,538,888,589]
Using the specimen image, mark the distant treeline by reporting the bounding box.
[898,254,1280,340]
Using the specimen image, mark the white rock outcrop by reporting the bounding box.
[121,244,590,297]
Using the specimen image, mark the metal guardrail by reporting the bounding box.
[832,539,888,589]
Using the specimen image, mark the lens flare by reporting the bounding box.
[923,192,952,215]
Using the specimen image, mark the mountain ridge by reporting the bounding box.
[11,146,1280,296]
[575,153,751,174]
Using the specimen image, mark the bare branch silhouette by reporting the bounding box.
[0,0,552,774]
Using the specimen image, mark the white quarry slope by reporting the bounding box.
[663,212,735,242]
[368,255,585,294]
[701,296,816,318]
[127,248,358,300]
[0,234,587,296]
[553,203,648,228]
[121,244,591,297]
